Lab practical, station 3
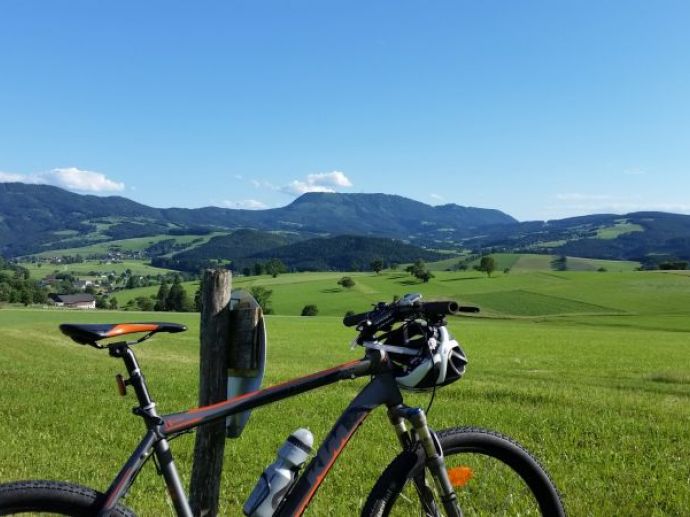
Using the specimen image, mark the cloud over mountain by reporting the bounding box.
[282,171,352,195]
[0,167,125,192]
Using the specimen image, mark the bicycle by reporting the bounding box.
[0,293,565,516]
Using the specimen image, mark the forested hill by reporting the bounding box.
[152,232,446,272]
[473,212,690,264]
[248,235,447,271]
[0,183,515,256]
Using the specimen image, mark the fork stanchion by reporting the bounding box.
[189,268,232,517]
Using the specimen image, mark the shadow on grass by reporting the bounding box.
[321,288,342,294]
[441,276,485,282]
[397,280,422,286]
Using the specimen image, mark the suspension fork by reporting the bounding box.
[388,405,463,517]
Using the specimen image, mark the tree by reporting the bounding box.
[301,304,319,316]
[659,260,688,270]
[418,270,434,283]
[253,262,264,276]
[242,267,251,277]
[551,255,567,272]
[126,275,140,289]
[477,256,497,277]
[194,286,202,312]
[455,261,469,271]
[109,297,119,310]
[338,276,356,289]
[250,286,274,314]
[155,281,170,311]
[166,276,192,312]
[370,259,385,274]
[135,296,155,311]
[20,288,31,306]
[406,259,426,278]
[265,258,286,278]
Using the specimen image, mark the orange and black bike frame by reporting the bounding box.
[98,344,403,517]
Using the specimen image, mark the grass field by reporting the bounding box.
[20,259,176,278]
[0,269,689,515]
[30,233,224,259]
[428,253,640,274]
[114,267,690,325]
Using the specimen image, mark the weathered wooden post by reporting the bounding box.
[189,269,231,516]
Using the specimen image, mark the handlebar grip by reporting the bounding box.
[419,300,461,316]
[343,311,370,327]
[458,305,480,313]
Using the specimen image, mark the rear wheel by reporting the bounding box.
[362,427,565,516]
[0,480,135,516]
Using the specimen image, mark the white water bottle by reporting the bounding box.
[243,428,314,517]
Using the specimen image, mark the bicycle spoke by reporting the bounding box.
[388,452,542,516]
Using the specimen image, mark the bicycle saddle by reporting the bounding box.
[60,322,187,345]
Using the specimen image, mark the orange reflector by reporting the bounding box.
[448,466,474,487]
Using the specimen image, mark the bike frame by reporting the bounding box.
[97,343,406,517]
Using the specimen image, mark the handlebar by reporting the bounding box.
[343,294,479,330]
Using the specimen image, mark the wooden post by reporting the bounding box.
[189,269,231,517]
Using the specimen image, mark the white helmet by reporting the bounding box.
[386,321,467,391]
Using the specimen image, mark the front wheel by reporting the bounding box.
[0,480,135,516]
[362,427,565,516]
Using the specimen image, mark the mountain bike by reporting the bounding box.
[0,294,565,516]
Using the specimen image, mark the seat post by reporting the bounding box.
[110,344,156,414]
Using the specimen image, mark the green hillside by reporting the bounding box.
[428,253,640,273]
[29,233,223,258]
[109,268,690,328]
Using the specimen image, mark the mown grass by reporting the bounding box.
[596,222,644,240]
[0,282,689,516]
[111,268,690,325]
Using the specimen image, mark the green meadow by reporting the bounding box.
[20,259,176,279]
[30,233,223,259]
[0,269,689,515]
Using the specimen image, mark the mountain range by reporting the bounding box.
[0,182,514,256]
[1,182,690,267]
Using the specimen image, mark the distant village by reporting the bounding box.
[2,250,195,311]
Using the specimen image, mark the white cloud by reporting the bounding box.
[556,193,613,201]
[283,181,336,195]
[306,171,352,188]
[430,193,445,202]
[0,172,27,182]
[0,167,125,192]
[281,170,353,195]
[221,199,267,210]
[251,179,279,191]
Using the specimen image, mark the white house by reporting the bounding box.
[48,293,97,309]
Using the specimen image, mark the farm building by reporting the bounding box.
[48,293,96,309]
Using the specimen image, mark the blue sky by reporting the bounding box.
[1,1,689,221]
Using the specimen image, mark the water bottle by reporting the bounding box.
[243,428,314,517]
